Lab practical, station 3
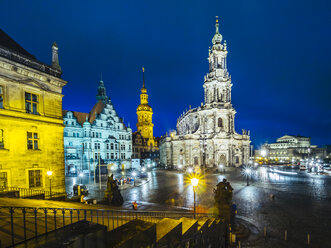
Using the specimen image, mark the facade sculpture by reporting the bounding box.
[160,18,251,168]
[63,79,132,176]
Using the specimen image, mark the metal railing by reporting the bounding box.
[0,206,212,247]
[0,187,66,200]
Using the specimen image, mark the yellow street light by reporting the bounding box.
[46,170,53,197]
[191,177,199,219]
[191,178,199,187]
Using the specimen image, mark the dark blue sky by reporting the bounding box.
[1,1,330,147]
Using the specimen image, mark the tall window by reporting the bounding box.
[111,153,114,159]
[106,153,109,159]
[0,86,3,109]
[94,143,100,150]
[27,132,39,150]
[29,170,42,188]
[25,92,39,114]
[121,144,125,150]
[0,129,4,149]
[111,143,114,150]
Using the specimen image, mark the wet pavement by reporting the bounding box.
[64,167,331,247]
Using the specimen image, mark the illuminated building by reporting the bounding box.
[160,18,251,168]
[0,29,66,192]
[132,68,159,161]
[257,135,327,162]
[63,79,132,175]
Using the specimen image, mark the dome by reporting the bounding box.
[212,22,223,45]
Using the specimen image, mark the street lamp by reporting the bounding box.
[46,170,53,197]
[191,177,199,219]
[219,164,224,173]
[244,167,251,186]
[79,172,84,184]
[132,171,137,186]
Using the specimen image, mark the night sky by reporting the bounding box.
[1,1,330,148]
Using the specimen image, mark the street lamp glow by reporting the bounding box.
[132,171,137,177]
[178,164,183,169]
[187,167,193,173]
[219,164,224,169]
[245,168,251,175]
[79,173,83,177]
[47,171,53,176]
[191,177,199,187]
[141,167,146,172]
[261,149,267,157]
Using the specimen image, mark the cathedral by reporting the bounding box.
[160,19,251,168]
[132,68,159,160]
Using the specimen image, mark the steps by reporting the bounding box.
[12,216,226,247]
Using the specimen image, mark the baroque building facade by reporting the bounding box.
[132,68,159,161]
[0,29,66,192]
[63,79,132,175]
[160,19,251,168]
[256,135,326,162]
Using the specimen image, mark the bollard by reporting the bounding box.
[307,233,310,245]
[284,230,287,241]
[238,241,241,248]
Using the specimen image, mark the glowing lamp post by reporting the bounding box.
[132,171,137,186]
[46,170,53,197]
[191,177,199,219]
[244,168,251,186]
[79,172,84,184]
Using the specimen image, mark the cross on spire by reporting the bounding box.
[142,66,145,89]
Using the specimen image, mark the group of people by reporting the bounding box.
[115,177,134,186]
[214,178,233,206]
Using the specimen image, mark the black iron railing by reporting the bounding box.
[0,206,212,247]
[0,187,66,200]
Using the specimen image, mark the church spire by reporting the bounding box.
[212,16,223,45]
[141,67,147,93]
[96,76,108,103]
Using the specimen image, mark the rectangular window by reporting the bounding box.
[115,144,118,150]
[111,143,114,149]
[94,143,100,150]
[28,170,42,188]
[106,153,109,159]
[106,144,109,149]
[96,133,99,138]
[121,144,125,150]
[27,132,39,150]
[95,153,99,160]
[25,92,39,114]
[111,153,114,159]
[0,129,4,149]
[121,153,126,159]
[0,86,3,109]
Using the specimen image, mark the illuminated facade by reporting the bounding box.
[0,29,67,192]
[160,19,251,168]
[132,68,158,160]
[63,79,132,175]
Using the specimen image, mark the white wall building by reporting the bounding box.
[63,79,132,175]
[160,19,251,168]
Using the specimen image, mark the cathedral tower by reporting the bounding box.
[136,67,155,146]
[203,17,231,105]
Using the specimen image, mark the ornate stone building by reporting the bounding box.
[0,29,67,192]
[160,19,251,168]
[132,68,159,160]
[63,79,132,175]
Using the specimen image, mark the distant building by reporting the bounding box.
[63,79,132,175]
[160,19,251,168]
[0,29,66,192]
[132,68,159,162]
[256,135,327,162]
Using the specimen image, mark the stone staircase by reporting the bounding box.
[15,216,226,247]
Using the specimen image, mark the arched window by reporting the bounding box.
[218,118,223,128]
